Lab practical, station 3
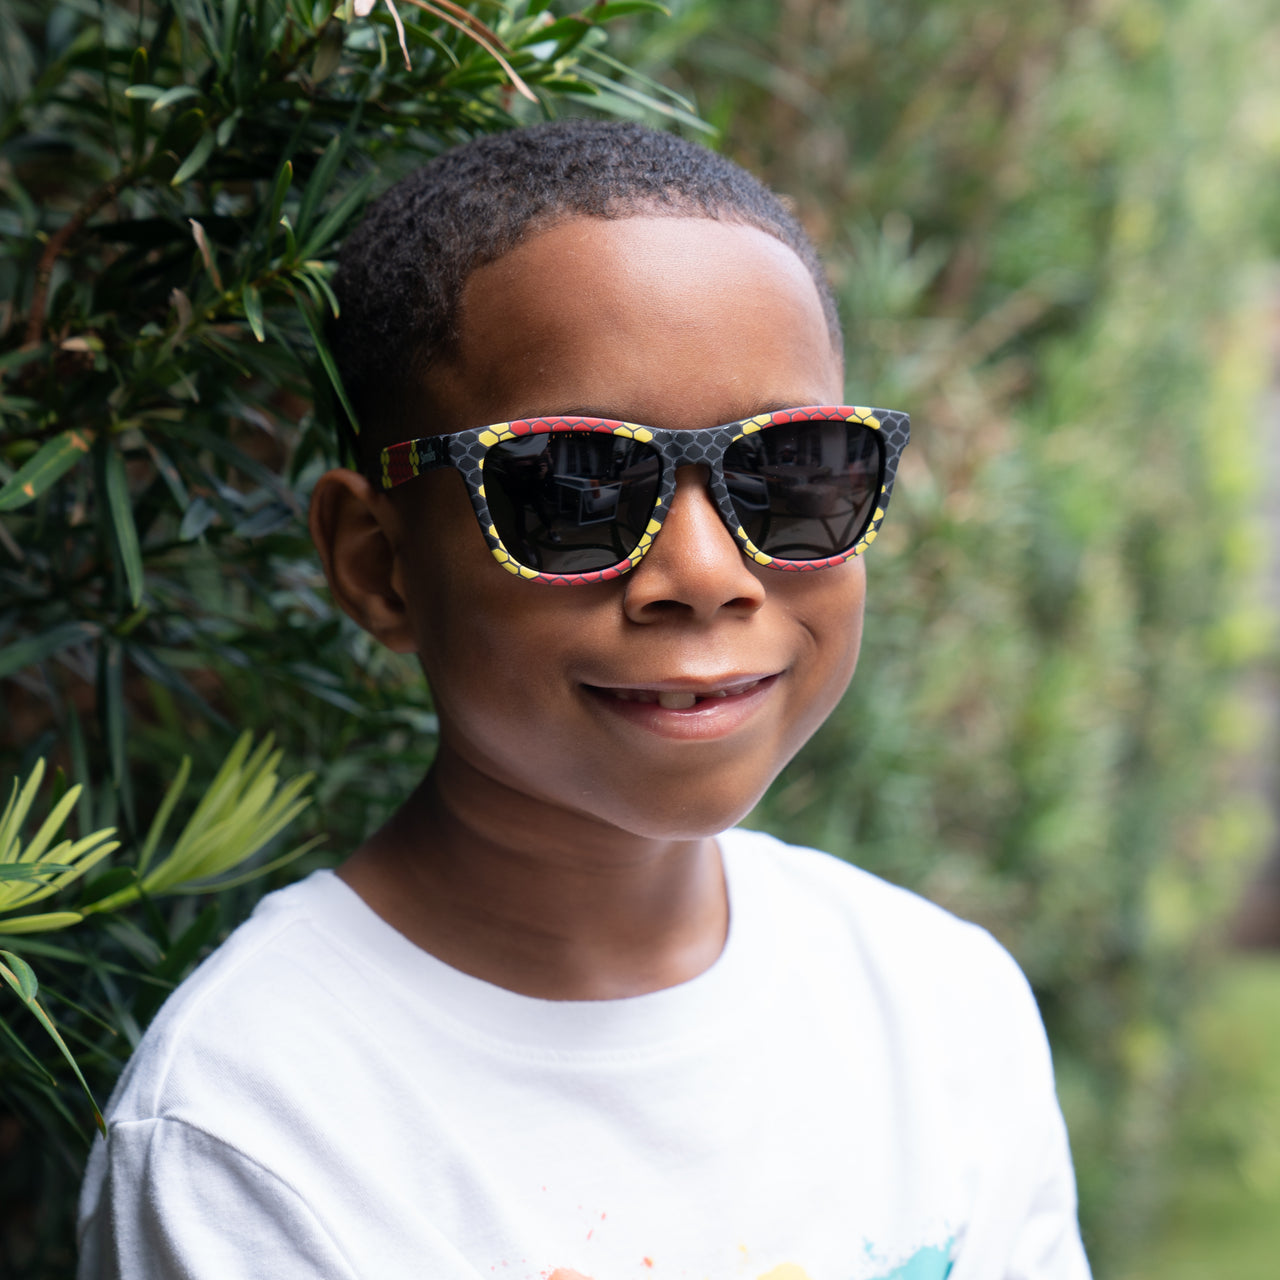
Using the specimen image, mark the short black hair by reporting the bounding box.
[330,119,841,468]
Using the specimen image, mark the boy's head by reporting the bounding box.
[314,122,904,841]
[330,119,843,468]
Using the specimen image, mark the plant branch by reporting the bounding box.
[23,170,138,349]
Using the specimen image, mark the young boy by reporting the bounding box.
[78,121,1091,1280]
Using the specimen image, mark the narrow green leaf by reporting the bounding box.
[268,159,293,231]
[594,1,670,17]
[242,283,266,342]
[138,755,191,876]
[178,496,218,541]
[0,1008,59,1084]
[0,763,40,864]
[215,108,243,148]
[278,213,297,262]
[0,911,83,934]
[0,955,104,1134]
[21,837,119,905]
[0,950,38,1000]
[0,864,75,884]
[149,84,198,112]
[296,134,343,239]
[0,429,95,511]
[0,623,99,681]
[298,303,359,432]
[297,172,374,261]
[0,343,49,377]
[169,833,323,894]
[17,786,80,864]
[298,265,341,318]
[311,22,344,83]
[171,130,215,186]
[103,448,145,608]
[122,84,164,101]
[99,640,127,793]
[128,47,149,158]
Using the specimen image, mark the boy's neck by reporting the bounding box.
[338,749,730,1001]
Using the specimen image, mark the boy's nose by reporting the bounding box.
[621,465,767,624]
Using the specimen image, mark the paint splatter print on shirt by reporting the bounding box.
[545,1238,953,1280]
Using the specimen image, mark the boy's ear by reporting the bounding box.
[309,469,416,653]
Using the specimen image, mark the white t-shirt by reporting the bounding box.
[77,829,1091,1280]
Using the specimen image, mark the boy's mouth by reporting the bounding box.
[586,676,772,710]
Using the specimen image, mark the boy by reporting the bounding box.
[78,121,1091,1280]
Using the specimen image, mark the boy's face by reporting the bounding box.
[336,215,863,839]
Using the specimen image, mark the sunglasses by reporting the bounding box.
[378,405,910,585]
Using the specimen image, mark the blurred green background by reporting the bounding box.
[2,1,1279,1276]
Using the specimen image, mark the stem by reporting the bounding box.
[23,170,137,349]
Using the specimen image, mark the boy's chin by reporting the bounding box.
[572,779,777,844]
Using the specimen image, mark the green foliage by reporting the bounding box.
[0,2,685,1273]
[627,0,1280,1270]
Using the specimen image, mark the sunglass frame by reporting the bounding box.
[379,405,910,585]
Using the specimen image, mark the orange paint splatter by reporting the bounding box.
[547,1271,593,1280]
[643,1259,654,1269]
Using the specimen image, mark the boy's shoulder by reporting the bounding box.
[109,830,1040,1123]
[98,871,368,1116]
[725,826,1018,970]
[723,826,1041,1041]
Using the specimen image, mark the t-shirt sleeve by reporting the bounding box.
[77,1118,361,1280]
[951,930,1093,1280]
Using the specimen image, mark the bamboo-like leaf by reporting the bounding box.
[188,218,224,290]
[128,46,149,157]
[99,640,127,794]
[278,212,297,261]
[594,1,670,17]
[0,951,103,1134]
[0,865,75,883]
[0,622,99,682]
[0,773,38,866]
[86,733,313,912]
[296,172,374,260]
[0,949,37,1000]
[150,85,199,112]
[137,755,191,876]
[0,911,84,934]
[14,786,81,864]
[243,283,266,342]
[298,264,341,318]
[296,134,344,240]
[103,447,144,608]
[0,429,95,511]
[267,159,293,232]
[299,302,359,431]
[12,838,119,908]
[169,834,324,894]
[172,130,215,186]
[312,24,345,83]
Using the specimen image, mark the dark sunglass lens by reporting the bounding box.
[723,420,884,560]
[483,433,662,575]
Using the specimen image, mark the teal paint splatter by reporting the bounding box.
[867,1240,953,1280]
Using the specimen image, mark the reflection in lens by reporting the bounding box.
[484,433,662,574]
[724,421,883,559]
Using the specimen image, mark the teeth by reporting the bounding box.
[657,691,698,710]
[600,677,766,708]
